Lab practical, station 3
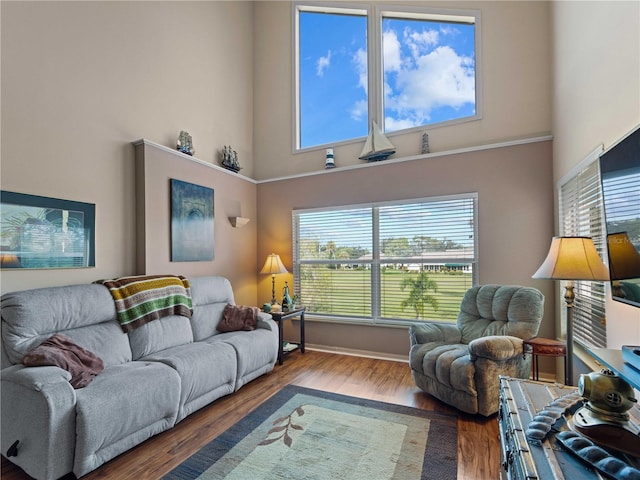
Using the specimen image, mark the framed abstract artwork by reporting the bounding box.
[170,179,214,261]
[0,190,95,269]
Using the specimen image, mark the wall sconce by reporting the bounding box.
[229,216,250,228]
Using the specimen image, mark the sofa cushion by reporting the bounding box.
[189,276,235,341]
[417,343,476,396]
[73,361,180,477]
[143,342,237,422]
[218,304,259,332]
[1,284,131,368]
[128,315,194,360]
[458,285,544,343]
[208,326,278,390]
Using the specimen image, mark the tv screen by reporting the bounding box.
[599,126,640,308]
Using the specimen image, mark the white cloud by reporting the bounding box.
[353,48,368,92]
[385,116,419,131]
[316,50,332,77]
[383,30,402,72]
[350,99,368,121]
[385,37,475,127]
[404,28,439,60]
[351,24,473,130]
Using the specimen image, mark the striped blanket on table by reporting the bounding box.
[96,275,193,332]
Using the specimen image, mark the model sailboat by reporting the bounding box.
[359,121,396,162]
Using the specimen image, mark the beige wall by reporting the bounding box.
[551,1,640,347]
[134,141,258,305]
[257,139,556,357]
[4,1,635,364]
[253,1,552,179]
[1,1,255,294]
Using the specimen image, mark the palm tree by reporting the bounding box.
[400,270,439,319]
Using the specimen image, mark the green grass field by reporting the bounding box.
[299,267,473,322]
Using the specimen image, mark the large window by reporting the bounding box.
[295,3,479,150]
[292,194,477,323]
[559,152,607,349]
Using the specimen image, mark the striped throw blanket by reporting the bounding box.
[96,275,193,332]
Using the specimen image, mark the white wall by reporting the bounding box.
[1,1,255,294]
[551,0,640,347]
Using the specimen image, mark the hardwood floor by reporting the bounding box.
[1,351,501,479]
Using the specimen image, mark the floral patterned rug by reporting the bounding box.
[162,385,457,480]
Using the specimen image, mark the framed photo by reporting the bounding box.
[0,191,95,269]
[171,179,214,262]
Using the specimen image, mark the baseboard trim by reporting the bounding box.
[306,344,409,363]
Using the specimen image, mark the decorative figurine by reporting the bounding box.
[282,281,292,310]
[177,131,195,156]
[325,148,336,169]
[421,132,430,154]
[220,145,242,173]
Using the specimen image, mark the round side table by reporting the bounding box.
[523,337,567,382]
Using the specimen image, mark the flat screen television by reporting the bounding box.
[598,125,640,308]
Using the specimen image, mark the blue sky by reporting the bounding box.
[299,11,476,149]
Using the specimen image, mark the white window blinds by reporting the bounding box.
[559,159,607,348]
[293,194,477,323]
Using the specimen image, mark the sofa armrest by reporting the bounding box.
[2,363,72,390]
[256,311,276,331]
[468,335,524,361]
[1,365,77,480]
[409,323,462,346]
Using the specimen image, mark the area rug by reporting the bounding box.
[163,385,457,479]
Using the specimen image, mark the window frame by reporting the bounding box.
[292,192,479,325]
[557,146,608,349]
[293,2,482,153]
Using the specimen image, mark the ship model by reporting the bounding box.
[359,121,396,162]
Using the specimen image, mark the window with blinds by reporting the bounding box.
[559,159,607,348]
[292,194,477,323]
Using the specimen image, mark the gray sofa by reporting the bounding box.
[0,276,278,480]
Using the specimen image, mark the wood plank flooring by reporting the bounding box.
[1,351,501,479]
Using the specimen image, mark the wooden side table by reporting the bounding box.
[523,337,567,383]
[269,307,305,365]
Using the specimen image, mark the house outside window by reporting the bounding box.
[292,194,478,323]
[295,3,480,151]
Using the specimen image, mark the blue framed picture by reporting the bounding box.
[171,179,214,262]
[0,191,95,269]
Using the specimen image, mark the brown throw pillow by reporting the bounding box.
[22,333,104,389]
[218,304,260,332]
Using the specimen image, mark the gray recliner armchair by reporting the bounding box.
[409,284,544,416]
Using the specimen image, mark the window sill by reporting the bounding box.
[299,313,440,329]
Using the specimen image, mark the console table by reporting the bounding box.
[498,376,640,479]
[270,307,305,365]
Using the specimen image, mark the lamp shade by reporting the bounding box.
[607,232,640,280]
[533,236,609,281]
[260,253,288,275]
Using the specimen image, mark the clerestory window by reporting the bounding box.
[295,3,480,151]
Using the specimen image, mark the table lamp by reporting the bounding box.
[533,236,609,385]
[260,253,289,305]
